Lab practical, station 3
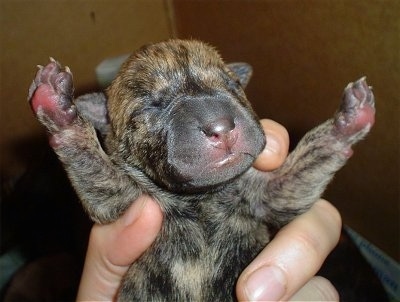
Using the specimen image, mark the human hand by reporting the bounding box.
[236,199,341,301]
[76,194,163,301]
[76,119,340,301]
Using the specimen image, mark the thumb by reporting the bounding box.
[91,195,163,267]
[289,276,339,301]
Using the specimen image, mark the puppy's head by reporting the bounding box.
[106,40,265,192]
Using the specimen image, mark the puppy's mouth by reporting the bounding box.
[167,149,257,192]
[213,152,242,168]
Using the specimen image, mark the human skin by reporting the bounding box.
[76,119,340,301]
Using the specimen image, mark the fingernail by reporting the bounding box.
[265,134,280,154]
[244,266,286,301]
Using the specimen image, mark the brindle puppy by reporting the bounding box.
[28,39,375,301]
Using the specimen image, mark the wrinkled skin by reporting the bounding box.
[28,40,375,301]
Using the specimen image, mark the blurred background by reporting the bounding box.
[1,0,399,301]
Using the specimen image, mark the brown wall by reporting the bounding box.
[1,0,172,178]
[1,0,398,260]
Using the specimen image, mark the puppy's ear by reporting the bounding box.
[227,62,253,89]
[75,92,110,135]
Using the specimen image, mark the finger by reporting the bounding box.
[289,276,339,301]
[253,119,289,171]
[102,195,163,266]
[236,199,342,301]
[77,196,163,301]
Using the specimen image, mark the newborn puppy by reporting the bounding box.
[28,39,375,301]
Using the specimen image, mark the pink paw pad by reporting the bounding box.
[334,77,375,136]
[28,59,77,129]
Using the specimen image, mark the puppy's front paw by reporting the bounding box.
[333,77,375,144]
[28,58,77,132]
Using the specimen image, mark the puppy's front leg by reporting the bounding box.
[28,59,142,223]
[245,78,375,227]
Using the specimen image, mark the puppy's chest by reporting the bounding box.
[124,190,271,300]
[160,193,270,277]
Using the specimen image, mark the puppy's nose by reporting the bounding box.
[202,118,235,141]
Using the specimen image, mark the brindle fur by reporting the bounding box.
[28,39,375,301]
